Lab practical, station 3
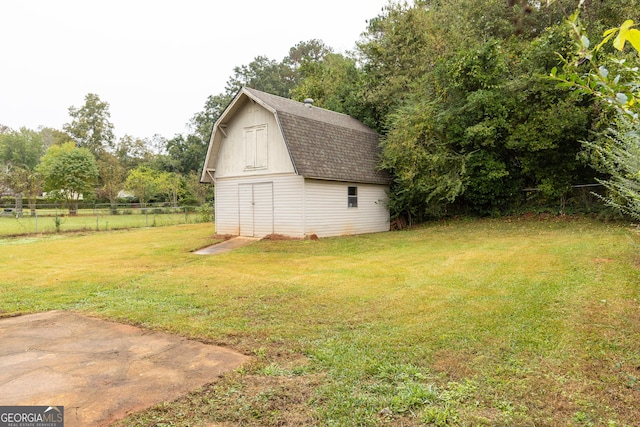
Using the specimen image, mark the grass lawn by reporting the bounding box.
[0,217,638,426]
[0,211,197,236]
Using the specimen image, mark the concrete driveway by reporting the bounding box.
[0,311,248,426]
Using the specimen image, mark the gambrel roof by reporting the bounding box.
[201,87,389,185]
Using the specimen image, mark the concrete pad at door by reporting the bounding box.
[0,311,249,427]
[193,236,260,255]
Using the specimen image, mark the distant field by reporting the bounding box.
[0,207,208,236]
[0,217,638,426]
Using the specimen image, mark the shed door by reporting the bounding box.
[238,182,273,237]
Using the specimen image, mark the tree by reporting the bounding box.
[291,53,368,120]
[183,171,213,206]
[157,171,182,207]
[3,165,43,216]
[0,127,46,170]
[357,0,627,219]
[284,39,333,69]
[585,116,640,219]
[40,127,73,148]
[185,39,333,153]
[164,134,208,175]
[554,13,640,219]
[124,166,161,208]
[115,134,154,169]
[37,142,99,215]
[63,93,115,158]
[97,153,126,212]
[357,2,442,131]
[225,55,299,98]
[380,96,467,222]
[188,93,232,143]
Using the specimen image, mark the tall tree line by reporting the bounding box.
[183,0,638,222]
[2,0,638,221]
[357,0,638,221]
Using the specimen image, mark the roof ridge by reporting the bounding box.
[242,87,375,134]
[275,110,377,134]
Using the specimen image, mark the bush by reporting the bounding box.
[197,203,213,223]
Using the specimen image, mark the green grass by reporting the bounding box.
[1,217,638,426]
[0,210,198,236]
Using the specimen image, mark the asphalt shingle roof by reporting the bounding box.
[244,87,389,185]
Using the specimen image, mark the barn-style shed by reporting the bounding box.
[200,87,390,238]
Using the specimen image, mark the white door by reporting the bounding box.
[239,184,254,237]
[238,182,273,237]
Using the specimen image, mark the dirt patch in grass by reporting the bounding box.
[261,234,302,241]
[430,349,475,380]
[210,233,234,241]
[115,355,322,426]
[592,257,614,263]
[209,370,322,425]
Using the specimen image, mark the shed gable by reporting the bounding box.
[209,99,295,179]
[201,87,389,185]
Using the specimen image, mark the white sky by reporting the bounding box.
[0,0,390,140]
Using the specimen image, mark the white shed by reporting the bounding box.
[200,87,390,238]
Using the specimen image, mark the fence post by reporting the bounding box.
[35,211,38,233]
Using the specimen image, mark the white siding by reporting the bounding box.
[209,98,390,239]
[303,179,389,238]
[215,101,295,178]
[215,175,305,238]
[214,180,240,235]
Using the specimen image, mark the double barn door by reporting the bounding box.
[238,182,273,237]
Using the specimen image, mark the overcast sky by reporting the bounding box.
[0,0,391,141]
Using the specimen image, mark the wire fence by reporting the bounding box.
[0,203,214,237]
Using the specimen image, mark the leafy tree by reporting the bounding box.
[183,171,214,206]
[157,171,182,207]
[585,116,640,219]
[40,127,73,147]
[96,153,127,212]
[291,53,369,121]
[362,0,624,219]
[37,142,99,215]
[186,39,333,150]
[124,166,161,208]
[555,13,640,219]
[188,94,232,143]
[4,165,43,216]
[357,2,441,131]
[0,127,46,170]
[164,134,208,175]
[115,134,154,169]
[284,39,333,69]
[225,55,294,98]
[0,163,43,216]
[380,96,467,222]
[145,134,168,156]
[63,93,115,158]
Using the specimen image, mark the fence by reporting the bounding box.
[0,203,214,237]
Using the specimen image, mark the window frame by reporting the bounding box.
[244,124,268,170]
[348,186,358,208]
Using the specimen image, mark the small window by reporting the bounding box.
[348,186,358,208]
